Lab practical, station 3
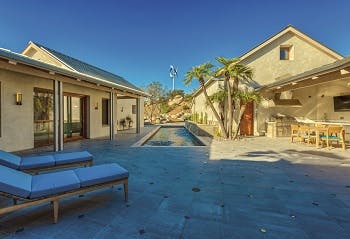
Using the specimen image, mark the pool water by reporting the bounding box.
[143,127,204,146]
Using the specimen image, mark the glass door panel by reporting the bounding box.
[64,95,85,141]
[33,89,54,147]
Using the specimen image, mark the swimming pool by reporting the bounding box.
[143,126,205,146]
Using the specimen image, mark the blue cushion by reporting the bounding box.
[30,170,80,199]
[20,155,55,170]
[54,151,93,165]
[74,163,129,187]
[0,165,32,198]
[0,150,21,169]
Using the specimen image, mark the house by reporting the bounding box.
[0,41,147,152]
[192,25,350,139]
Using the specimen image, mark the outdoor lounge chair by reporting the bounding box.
[0,150,93,173]
[0,163,128,223]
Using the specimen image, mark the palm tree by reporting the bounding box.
[185,62,228,139]
[215,57,254,139]
[233,90,261,139]
[208,89,226,126]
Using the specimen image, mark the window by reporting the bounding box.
[132,105,137,114]
[280,45,293,60]
[334,95,350,112]
[102,98,110,125]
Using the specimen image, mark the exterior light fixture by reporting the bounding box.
[16,93,23,105]
[121,107,124,112]
[94,102,98,110]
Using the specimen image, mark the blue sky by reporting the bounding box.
[1,0,350,93]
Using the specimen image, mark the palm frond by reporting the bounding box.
[184,62,214,85]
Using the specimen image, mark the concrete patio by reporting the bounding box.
[1,127,350,239]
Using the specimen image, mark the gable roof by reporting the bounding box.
[24,41,143,93]
[192,25,344,97]
[239,25,343,61]
[0,47,147,97]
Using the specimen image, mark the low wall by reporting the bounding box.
[185,121,216,138]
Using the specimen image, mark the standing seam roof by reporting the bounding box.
[33,42,142,92]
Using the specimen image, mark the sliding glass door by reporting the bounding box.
[34,88,54,147]
[64,95,86,141]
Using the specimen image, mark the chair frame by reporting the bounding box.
[320,126,346,149]
[0,178,128,224]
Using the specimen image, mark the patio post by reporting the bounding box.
[53,80,63,151]
[109,91,115,140]
[136,97,140,134]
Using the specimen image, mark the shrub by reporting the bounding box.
[182,105,190,110]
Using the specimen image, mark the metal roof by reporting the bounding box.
[0,46,147,96]
[32,42,142,92]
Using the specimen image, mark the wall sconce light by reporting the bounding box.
[121,107,124,112]
[16,93,22,105]
[94,102,98,110]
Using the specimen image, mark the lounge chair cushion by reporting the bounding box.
[0,150,21,169]
[20,155,55,170]
[30,170,80,199]
[0,165,32,198]
[74,163,129,187]
[54,151,93,165]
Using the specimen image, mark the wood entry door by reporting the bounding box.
[239,101,254,136]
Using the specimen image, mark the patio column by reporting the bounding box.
[53,80,63,151]
[109,91,115,140]
[136,97,140,134]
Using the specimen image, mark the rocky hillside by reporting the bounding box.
[144,94,192,124]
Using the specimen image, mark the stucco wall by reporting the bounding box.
[116,98,144,130]
[192,81,224,124]
[241,32,339,86]
[23,45,70,70]
[0,68,144,151]
[0,70,35,151]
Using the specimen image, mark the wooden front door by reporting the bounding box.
[239,101,254,136]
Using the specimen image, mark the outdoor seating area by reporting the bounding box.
[0,161,129,224]
[290,124,347,149]
[0,150,93,174]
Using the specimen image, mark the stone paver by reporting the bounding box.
[1,133,350,239]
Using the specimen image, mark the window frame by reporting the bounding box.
[101,98,110,126]
[280,46,291,60]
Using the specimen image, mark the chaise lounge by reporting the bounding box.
[0,150,93,173]
[0,163,128,223]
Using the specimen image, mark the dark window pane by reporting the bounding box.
[102,99,110,125]
[280,47,289,60]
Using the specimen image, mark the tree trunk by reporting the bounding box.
[226,74,233,139]
[200,80,228,139]
[233,104,246,140]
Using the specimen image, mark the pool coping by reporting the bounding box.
[131,125,208,147]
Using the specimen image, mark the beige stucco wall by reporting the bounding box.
[23,44,71,70]
[0,68,145,151]
[0,70,35,151]
[192,81,224,124]
[241,32,339,86]
[116,98,144,130]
